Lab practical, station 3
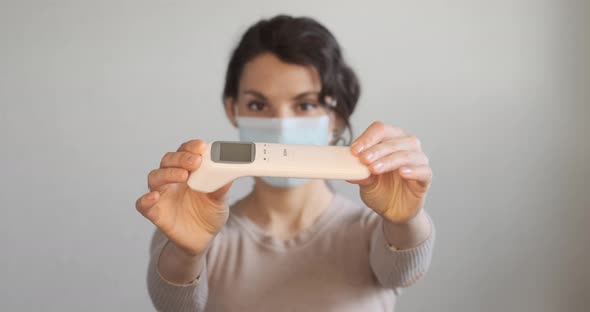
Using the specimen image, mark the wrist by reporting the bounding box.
[158,240,208,285]
[383,206,423,225]
[169,241,203,259]
[169,238,213,259]
[382,209,431,249]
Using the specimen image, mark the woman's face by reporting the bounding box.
[225,53,341,132]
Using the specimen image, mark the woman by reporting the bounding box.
[136,15,435,311]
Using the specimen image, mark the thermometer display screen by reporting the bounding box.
[218,142,254,163]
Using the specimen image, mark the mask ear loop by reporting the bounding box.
[233,103,240,127]
[324,96,345,145]
[332,135,346,146]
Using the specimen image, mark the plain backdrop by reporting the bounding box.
[1,0,588,311]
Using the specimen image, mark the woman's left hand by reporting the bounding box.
[348,121,432,224]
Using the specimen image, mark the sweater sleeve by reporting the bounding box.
[146,229,209,312]
[369,212,435,290]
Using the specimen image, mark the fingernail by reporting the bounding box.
[185,155,193,164]
[146,193,156,201]
[401,167,412,174]
[351,142,364,154]
[372,162,383,171]
[365,152,375,161]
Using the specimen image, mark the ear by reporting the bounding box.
[224,97,237,128]
[327,108,346,139]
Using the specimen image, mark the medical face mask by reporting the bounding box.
[235,114,331,188]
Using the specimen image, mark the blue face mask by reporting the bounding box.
[235,115,331,188]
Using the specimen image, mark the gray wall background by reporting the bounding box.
[1,0,588,311]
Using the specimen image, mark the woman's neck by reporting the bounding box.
[235,178,334,240]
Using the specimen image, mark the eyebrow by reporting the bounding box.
[242,90,320,101]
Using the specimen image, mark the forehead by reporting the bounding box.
[238,53,321,98]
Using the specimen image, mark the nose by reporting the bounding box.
[272,104,295,118]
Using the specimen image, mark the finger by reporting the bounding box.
[148,168,189,191]
[160,151,202,171]
[358,135,422,164]
[177,140,208,154]
[135,191,161,222]
[400,165,433,191]
[350,121,405,155]
[369,151,429,174]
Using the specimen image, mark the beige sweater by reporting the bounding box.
[147,194,435,311]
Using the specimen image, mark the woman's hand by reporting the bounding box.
[348,122,432,224]
[135,140,233,256]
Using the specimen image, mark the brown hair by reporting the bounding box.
[222,15,361,143]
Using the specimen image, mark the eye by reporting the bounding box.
[297,102,319,112]
[247,101,267,112]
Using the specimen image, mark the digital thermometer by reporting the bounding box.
[187,141,371,192]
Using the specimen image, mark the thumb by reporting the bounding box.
[206,181,233,203]
[346,175,375,186]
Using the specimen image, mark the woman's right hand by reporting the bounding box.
[135,140,232,256]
